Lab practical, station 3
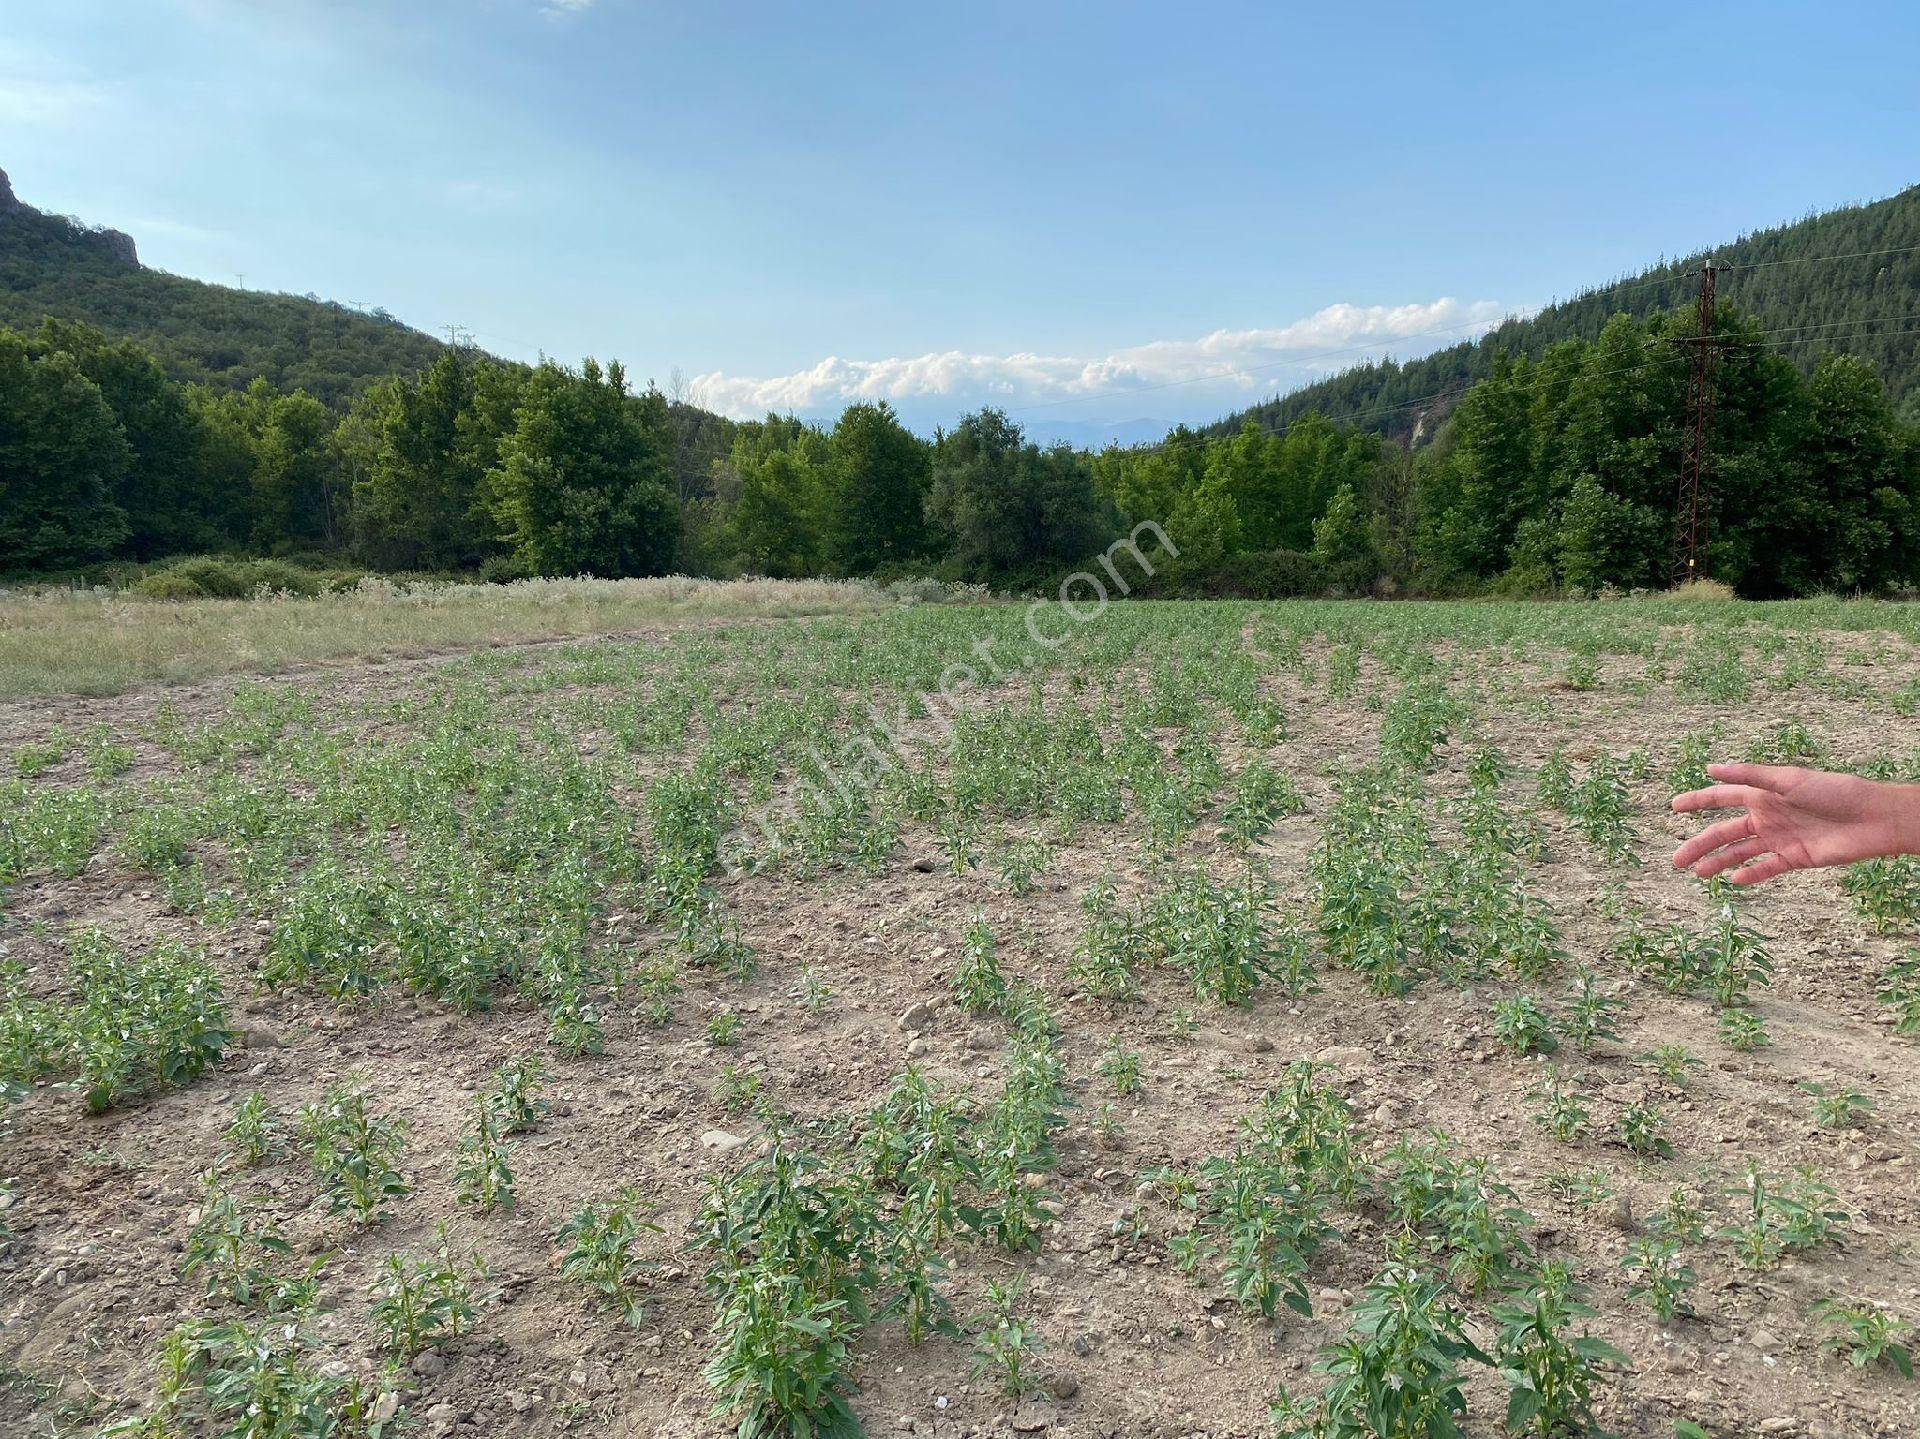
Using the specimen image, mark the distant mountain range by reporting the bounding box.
[1017,416,1169,449]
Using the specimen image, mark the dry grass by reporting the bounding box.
[0,575,946,700]
[1651,577,1738,602]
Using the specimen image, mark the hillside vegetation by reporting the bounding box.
[1217,184,1920,440]
[0,168,447,408]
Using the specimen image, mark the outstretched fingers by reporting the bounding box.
[1671,814,1757,870]
[1670,784,1766,815]
[1703,761,1800,792]
[1666,761,1830,886]
[1724,851,1797,886]
[1689,835,1771,879]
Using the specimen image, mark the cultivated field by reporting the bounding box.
[6,593,1920,1439]
[0,575,929,700]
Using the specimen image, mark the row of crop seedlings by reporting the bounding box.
[716,646,1304,878]
[1,702,189,899]
[93,1057,555,1434]
[1313,677,1799,1072]
[4,610,1320,938]
[1119,1056,1864,1437]
[200,696,767,1047]
[0,724,136,890]
[695,984,1071,1431]
[1840,848,1920,1037]
[115,1046,927,1435]
[1313,750,1561,999]
[1249,602,1918,708]
[1126,1058,1636,1436]
[0,929,230,1114]
[608,617,1220,879]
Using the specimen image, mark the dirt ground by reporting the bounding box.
[4,607,1920,1439]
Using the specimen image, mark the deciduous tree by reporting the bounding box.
[488,358,678,577]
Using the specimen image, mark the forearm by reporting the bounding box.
[1864,779,1920,861]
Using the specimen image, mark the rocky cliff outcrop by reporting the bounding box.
[96,226,138,267]
[0,164,139,266]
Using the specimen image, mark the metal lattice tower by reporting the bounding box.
[1672,262,1720,585]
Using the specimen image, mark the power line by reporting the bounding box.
[1746,318,1920,350]
[1085,306,1920,464]
[1081,353,1667,462]
[1696,310,1920,345]
[1720,242,1920,273]
[1559,241,1920,301]
[1098,241,1920,441]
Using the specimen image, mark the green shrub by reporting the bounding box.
[138,571,208,601]
[138,556,359,601]
[1204,548,1330,599]
[243,559,325,596]
[165,558,257,598]
[476,553,532,585]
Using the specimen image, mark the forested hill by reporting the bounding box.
[1214,183,1920,441]
[0,166,449,408]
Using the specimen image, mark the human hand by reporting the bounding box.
[1670,763,1920,885]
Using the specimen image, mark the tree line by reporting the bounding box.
[0,319,678,580]
[3,303,1916,597]
[1407,307,1920,596]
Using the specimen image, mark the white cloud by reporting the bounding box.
[539,0,597,16]
[687,297,1518,423]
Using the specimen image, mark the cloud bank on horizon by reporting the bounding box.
[687,297,1521,437]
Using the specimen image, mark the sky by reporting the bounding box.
[4,0,1919,443]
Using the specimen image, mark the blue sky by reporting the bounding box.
[4,0,1918,442]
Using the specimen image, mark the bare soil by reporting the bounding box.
[4,620,1920,1439]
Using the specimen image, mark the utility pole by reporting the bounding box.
[1671,261,1721,585]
